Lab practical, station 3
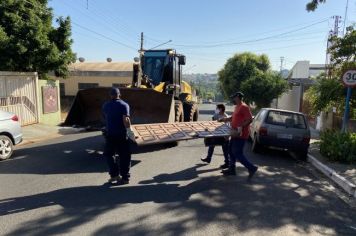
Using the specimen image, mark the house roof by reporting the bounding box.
[68,62,133,72]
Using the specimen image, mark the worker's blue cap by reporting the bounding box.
[230,91,244,99]
[110,87,120,96]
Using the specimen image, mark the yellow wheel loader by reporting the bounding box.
[64,49,199,128]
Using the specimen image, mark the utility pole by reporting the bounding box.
[280,57,284,72]
[276,56,285,109]
[140,32,144,52]
[343,0,349,35]
[333,15,341,37]
[325,16,341,75]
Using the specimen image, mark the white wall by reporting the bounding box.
[277,86,301,112]
[290,61,310,79]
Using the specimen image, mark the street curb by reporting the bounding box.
[17,127,87,147]
[17,133,63,147]
[308,154,356,198]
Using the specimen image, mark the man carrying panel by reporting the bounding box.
[102,87,135,185]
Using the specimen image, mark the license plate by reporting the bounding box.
[277,133,293,139]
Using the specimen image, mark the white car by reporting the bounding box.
[0,110,23,160]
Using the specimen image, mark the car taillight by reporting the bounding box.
[259,127,268,136]
[302,136,310,144]
[11,115,19,122]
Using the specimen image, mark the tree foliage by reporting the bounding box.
[241,71,288,108]
[218,52,287,107]
[328,26,356,71]
[304,0,356,120]
[306,0,327,11]
[305,74,347,116]
[0,0,76,79]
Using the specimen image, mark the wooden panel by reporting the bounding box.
[132,121,231,146]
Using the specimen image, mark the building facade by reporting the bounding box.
[276,61,326,112]
[55,62,133,96]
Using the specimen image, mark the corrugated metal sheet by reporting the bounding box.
[132,121,231,145]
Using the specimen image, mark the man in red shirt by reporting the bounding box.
[220,92,258,179]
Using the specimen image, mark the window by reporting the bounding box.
[266,111,306,129]
[60,83,65,97]
[78,83,99,90]
[255,109,267,122]
[143,57,165,86]
[259,109,268,122]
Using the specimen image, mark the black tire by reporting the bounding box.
[0,135,14,160]
[174,100,184,122]
[183,102,199,122]
[251,134,262,153]
[297,149,308,161]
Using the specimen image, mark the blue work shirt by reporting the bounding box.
[102,99,130,137]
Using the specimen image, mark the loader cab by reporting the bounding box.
[141,49,185,97]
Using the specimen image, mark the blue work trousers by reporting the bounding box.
[104,135,131,180]
[229,138,256,172]
[207,141,229,164]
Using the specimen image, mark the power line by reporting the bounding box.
[186,40,326,60]
[175,34,327,55]
[60,1,139,46]
[15,0,138,51]
[71,22,137,51]
[146,17,331,46]
[168,18,330,48]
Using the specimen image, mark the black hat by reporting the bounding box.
[230,91,244,99]
[110,87,121,96]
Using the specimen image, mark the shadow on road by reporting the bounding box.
[0,134,177,175]
[1,158,355,235]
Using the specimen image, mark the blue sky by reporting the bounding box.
[49,0,356,73]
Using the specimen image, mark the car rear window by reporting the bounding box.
[265,111,306,129]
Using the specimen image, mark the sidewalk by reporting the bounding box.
[308,127,356,197]
[20,123,86,146]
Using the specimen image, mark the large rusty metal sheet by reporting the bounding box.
[132,121,231,146]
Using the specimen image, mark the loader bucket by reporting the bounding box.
[64,87,175,128]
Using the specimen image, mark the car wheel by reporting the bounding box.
[251,134,261,153]
[0,135,14,160]
[297,149,308,162]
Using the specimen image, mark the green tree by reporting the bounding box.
[306,0,327,11]
[305,26,356,118]
[328,26,356,71]
[218,52,287,107]
[0,0,76,79]
[305,73,347,116]
[241,71,288,108]
[218,52,269,98]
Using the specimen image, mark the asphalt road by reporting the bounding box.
[0,104,355,236]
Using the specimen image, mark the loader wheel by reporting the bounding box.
[183,102,199,122]
[174,100,184,122]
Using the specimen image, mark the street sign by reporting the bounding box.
[341,69,356,132]
[341,69,356,87]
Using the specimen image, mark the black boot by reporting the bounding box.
[222,167,236,176]
[220,163,229,169]
[248,167,258,180]
[201,157,211,164]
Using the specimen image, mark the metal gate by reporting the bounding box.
[0,72,38,126]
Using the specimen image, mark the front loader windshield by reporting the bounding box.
[143,56,165,86]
